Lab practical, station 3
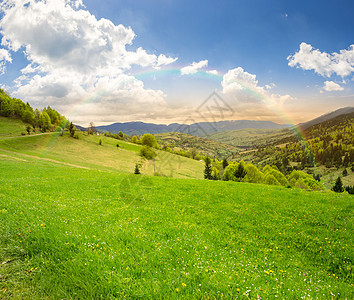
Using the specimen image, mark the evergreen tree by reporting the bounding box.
[342,168,348,176]
[332,176,344,193]
[204,157,212,180]
[134,163,141,174]
[69,122,75,137]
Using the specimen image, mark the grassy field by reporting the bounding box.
[0,153,353,299]
[0,126,204,179]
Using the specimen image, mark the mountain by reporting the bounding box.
[298,106,354,130]
[95,120,289,136]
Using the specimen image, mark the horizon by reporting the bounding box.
[0,0,353,127]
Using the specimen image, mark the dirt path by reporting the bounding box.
[0,132,54,139]
[0,148,91,170]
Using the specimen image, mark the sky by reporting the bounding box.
[0,0,353,126]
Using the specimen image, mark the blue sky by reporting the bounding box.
[0,0,353,125]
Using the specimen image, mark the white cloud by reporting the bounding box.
[221,67,293,118]
[221,67,258,94]
[157,54,178,66]
[0,0,176,124]
[265,83,275,90]
[0,48,12,75]
[322,81,344,92]
[206,70,219,75]
[287,42,354,77]
[180,60,208,75]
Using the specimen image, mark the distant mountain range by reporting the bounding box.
[93,120,290,136]
[74,106,354,137]
[298,107,354,129]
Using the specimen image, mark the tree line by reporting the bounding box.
[0,89,67,133]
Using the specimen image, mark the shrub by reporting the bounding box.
[264,173,281,186]
[263,165,288,186]
[140,145,156,160]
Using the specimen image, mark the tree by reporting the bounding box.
[118,131,124,139]
[141,133,158,148]
[132,136,139,144]
[332,176,344,193]
[99,138,102,145]
[69,122,76,137]
[40,111,51,132]
[134,163,141,174]
[26,125,31,135]
[222,158,229,169]
[88,122,97,135]
[234,160,246,181]
[140,145,156,160]
[204,157,212,180]
[342,168,348,177]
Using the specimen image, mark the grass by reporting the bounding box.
[0,129,204,179]
[0,117,28,137]
[0,154,353,299]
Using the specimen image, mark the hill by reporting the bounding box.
[0,118,203,179]
[235,112,354,188]
[0,151,353,298]
[298,106,354,130]
[95,120,289,136]
[154,132,241,159]
[207,128,294,149]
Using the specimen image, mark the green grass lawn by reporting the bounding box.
[0,155,353,299]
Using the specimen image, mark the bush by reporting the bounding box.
[140,145,156,160]
[263,165,288,186]
[264,173,281,186]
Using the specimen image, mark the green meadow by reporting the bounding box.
[0,149,353,298]
[0,118,353,299]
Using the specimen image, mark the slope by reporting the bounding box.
[154,132,241,159]
[0,154,352,299]
[0,118,203,179]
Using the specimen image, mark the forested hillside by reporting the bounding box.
[0,89,66,132]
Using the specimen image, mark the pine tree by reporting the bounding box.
[204,157,212,180]
[332,176,344,193]
[134,163,141,174]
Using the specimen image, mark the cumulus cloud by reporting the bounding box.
[0,0,177,124]
[221,67,293,119]
[322,81,344,92]
[180,60,208,75]
[0,48,12,74]
[221,67,258,94]
[287,42,354,77]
